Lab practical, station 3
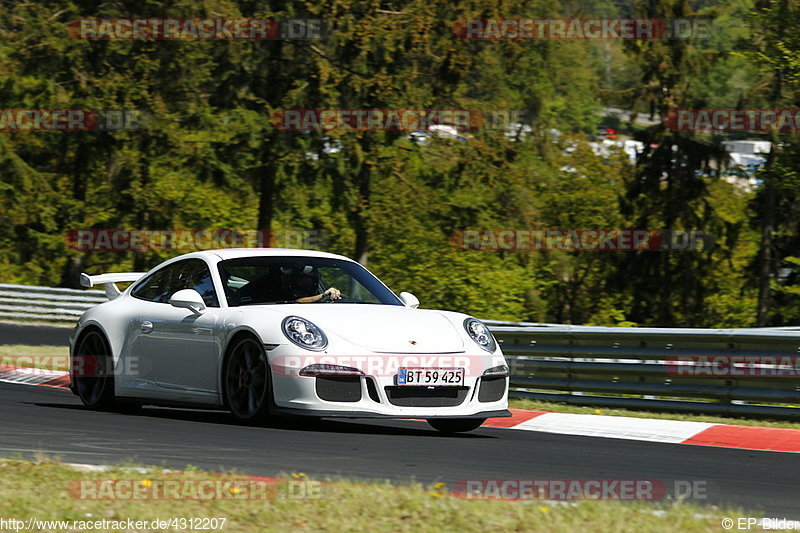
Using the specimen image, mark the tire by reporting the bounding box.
[72,329,117,410]
[224,336,272,425]
[426,418,486,433]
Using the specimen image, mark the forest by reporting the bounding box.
[0,0,798,326]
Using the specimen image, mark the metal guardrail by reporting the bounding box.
[1,283,799,417]
[0,283,106,322]
[484,320,800,418]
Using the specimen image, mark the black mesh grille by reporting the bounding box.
[384,386,468,407]
[315,376,362,402]
[478,377,506,402]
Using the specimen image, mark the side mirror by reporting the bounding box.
[169,289,206,315]
[399,291,420,309]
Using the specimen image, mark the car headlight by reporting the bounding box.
[463,318,497,352]
[282,316,328,351]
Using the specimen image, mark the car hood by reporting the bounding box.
[250,303,466,353]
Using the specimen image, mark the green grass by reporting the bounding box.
[509,398,800,429]
[0,458,746,533]
[0,345,69,371]
[0,319,74,328]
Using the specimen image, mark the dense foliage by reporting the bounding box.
[0,0,797,326]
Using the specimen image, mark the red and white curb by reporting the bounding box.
[4,366,799,454]
[483,409,800,453]
[0,364,71,389]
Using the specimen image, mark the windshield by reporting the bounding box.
[217,256,403,306]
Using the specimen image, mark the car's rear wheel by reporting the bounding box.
[224,336,271,424]
[73,330,116,410]
[427,418,486,433]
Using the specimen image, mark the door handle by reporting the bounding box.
[140,321,154,334]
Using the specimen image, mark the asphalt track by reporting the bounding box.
[1,382,798,518]
[0,321,798,518]
[0,322,71,345]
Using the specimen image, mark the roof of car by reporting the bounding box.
[206,248,354,262]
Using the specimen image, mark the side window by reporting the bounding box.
[172,259,219,308]
[131,265,178,303]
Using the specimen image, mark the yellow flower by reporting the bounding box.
[433,482,446,489]
[431,492,441,498]
[539,507,549,513]
[140,479,152,488]
[229,487,242,495]
[594,409,602,414]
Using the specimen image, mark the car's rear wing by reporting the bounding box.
[80,272,147,299]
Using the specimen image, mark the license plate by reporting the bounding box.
[397,367,464,386]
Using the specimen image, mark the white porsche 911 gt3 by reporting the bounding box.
[70,248,510,432]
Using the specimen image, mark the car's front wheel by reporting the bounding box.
[224,336,272,424]
[426,418,486,433]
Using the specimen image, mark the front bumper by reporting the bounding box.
[269,350,510,419]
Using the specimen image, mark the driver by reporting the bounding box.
[282,265,341,303]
